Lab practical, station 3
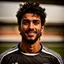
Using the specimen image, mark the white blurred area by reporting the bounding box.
[0,2,64,23]
[0,1,64,42]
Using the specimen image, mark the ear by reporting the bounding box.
[18,25,22,35]
[18,25,21,32]
[41,26,44,34]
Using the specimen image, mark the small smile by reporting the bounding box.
[27,33,35,36]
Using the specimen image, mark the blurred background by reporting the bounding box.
[0,0,64,63]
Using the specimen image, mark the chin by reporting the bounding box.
[26,40,36,44]
[25,38,38,44]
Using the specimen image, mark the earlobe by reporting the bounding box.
[18,26,22,35]
[41,26,44,30]
[41,26,44,34]
[18,26,21,32]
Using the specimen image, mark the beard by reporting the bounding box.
[20,29,42,44]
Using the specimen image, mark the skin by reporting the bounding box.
[19,13,44,53]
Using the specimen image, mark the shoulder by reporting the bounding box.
[0,45,18,64]
[42,45,63,64]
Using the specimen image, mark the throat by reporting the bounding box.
[19,40,41,53]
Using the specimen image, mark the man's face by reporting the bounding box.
[19,13,44,43]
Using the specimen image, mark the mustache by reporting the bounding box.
[25,29,37,33]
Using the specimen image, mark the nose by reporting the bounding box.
[29,22,34,29]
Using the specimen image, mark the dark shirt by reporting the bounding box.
[0,43,63,64]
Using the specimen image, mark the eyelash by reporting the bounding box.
[22,20,29,24]
[33,21,40,25]
[22,20,40,25]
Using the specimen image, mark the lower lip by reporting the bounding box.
[28,33,34,37]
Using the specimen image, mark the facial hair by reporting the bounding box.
[20,29,42,44]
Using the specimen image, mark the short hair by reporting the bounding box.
[16,2,46,26]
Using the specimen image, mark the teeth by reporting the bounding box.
[28,33,35,35]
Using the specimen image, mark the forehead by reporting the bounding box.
[22,13,41,19]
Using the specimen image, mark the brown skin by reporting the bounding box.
[19,13,44,53]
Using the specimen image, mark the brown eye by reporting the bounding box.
[22,20,29,25]
[33,20,40,25]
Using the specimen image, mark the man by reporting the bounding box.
[0,2,63,64]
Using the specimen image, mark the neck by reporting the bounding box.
[20,38,41,53]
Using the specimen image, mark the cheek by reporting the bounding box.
[22,25,28,30]
[21,26,29,35]
[36,28,41,35]
[36,26,41,32]
[37,27,42,34]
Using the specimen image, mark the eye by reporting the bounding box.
[22,20,30,25]
[33,20,40,25]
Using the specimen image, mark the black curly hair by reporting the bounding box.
[16,2,46,26]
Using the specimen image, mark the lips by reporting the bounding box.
[27,32,35,37]
[26,30,37,37]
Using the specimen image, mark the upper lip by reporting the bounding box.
[27,32,35,34]
[26,30,36,33]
